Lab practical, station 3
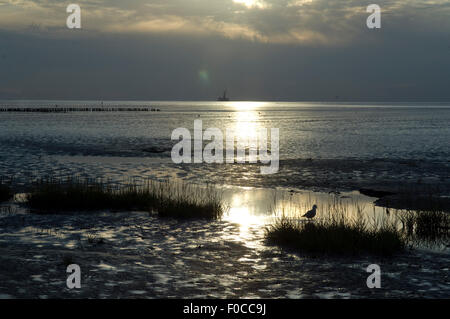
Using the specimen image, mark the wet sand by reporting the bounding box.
[4,155,448,212]
[0,209,449,299]
[1,156,449,299]
[172,158,450,211]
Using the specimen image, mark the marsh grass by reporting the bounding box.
[26,177,225,220]
[266,197,406,256]
[156,182,224,219]
[266,217,405,256]
[26,177,157,212]
[399,210,449,243]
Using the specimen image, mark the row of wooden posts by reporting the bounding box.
[0,107,161,113]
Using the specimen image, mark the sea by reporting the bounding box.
[1,100,449,260]
[1,100,449,162]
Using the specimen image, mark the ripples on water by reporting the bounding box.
[1,101,449,160]
[0,101,449,253]
[1,196,449,298]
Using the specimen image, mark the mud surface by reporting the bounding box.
[0,209,449,299]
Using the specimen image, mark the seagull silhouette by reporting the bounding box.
[302,205,317,220]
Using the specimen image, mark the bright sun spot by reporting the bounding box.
[233,0,267,9]
[230,101,267,111]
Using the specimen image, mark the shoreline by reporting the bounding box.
[169,158,450,212]
[2,156,450,212]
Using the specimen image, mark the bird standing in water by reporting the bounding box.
[303,205,317,220]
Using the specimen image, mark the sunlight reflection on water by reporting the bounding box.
[221,186,448,251]
[221,186,393,243]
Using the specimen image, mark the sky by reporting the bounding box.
[0,0,449,101]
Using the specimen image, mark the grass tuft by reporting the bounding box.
[400,210,449,242]
[266,216,405,256]
[26,177,225,220]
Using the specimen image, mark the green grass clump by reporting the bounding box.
[26,177,225,220]
[266,217,405,256]
[0,184,13,202]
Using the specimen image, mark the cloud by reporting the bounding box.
[0,0,449,101]
[0,0,448,45]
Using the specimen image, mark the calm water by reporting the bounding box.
[1,100,449,251]
[1,100,449,161]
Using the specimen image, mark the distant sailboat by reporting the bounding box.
[217,89,230,101]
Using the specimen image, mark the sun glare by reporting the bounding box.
[233,0,267,9]
[230,101,267,111]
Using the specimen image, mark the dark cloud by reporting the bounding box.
[0,1,449,100]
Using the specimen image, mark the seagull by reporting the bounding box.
[302,205,317,220]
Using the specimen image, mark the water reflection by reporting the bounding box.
[223,186,388,225]
[222,188,273,248]
[233,110,259,141]
[221,186,449,251]
[226,102,268,164]
[230,101,268,111]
